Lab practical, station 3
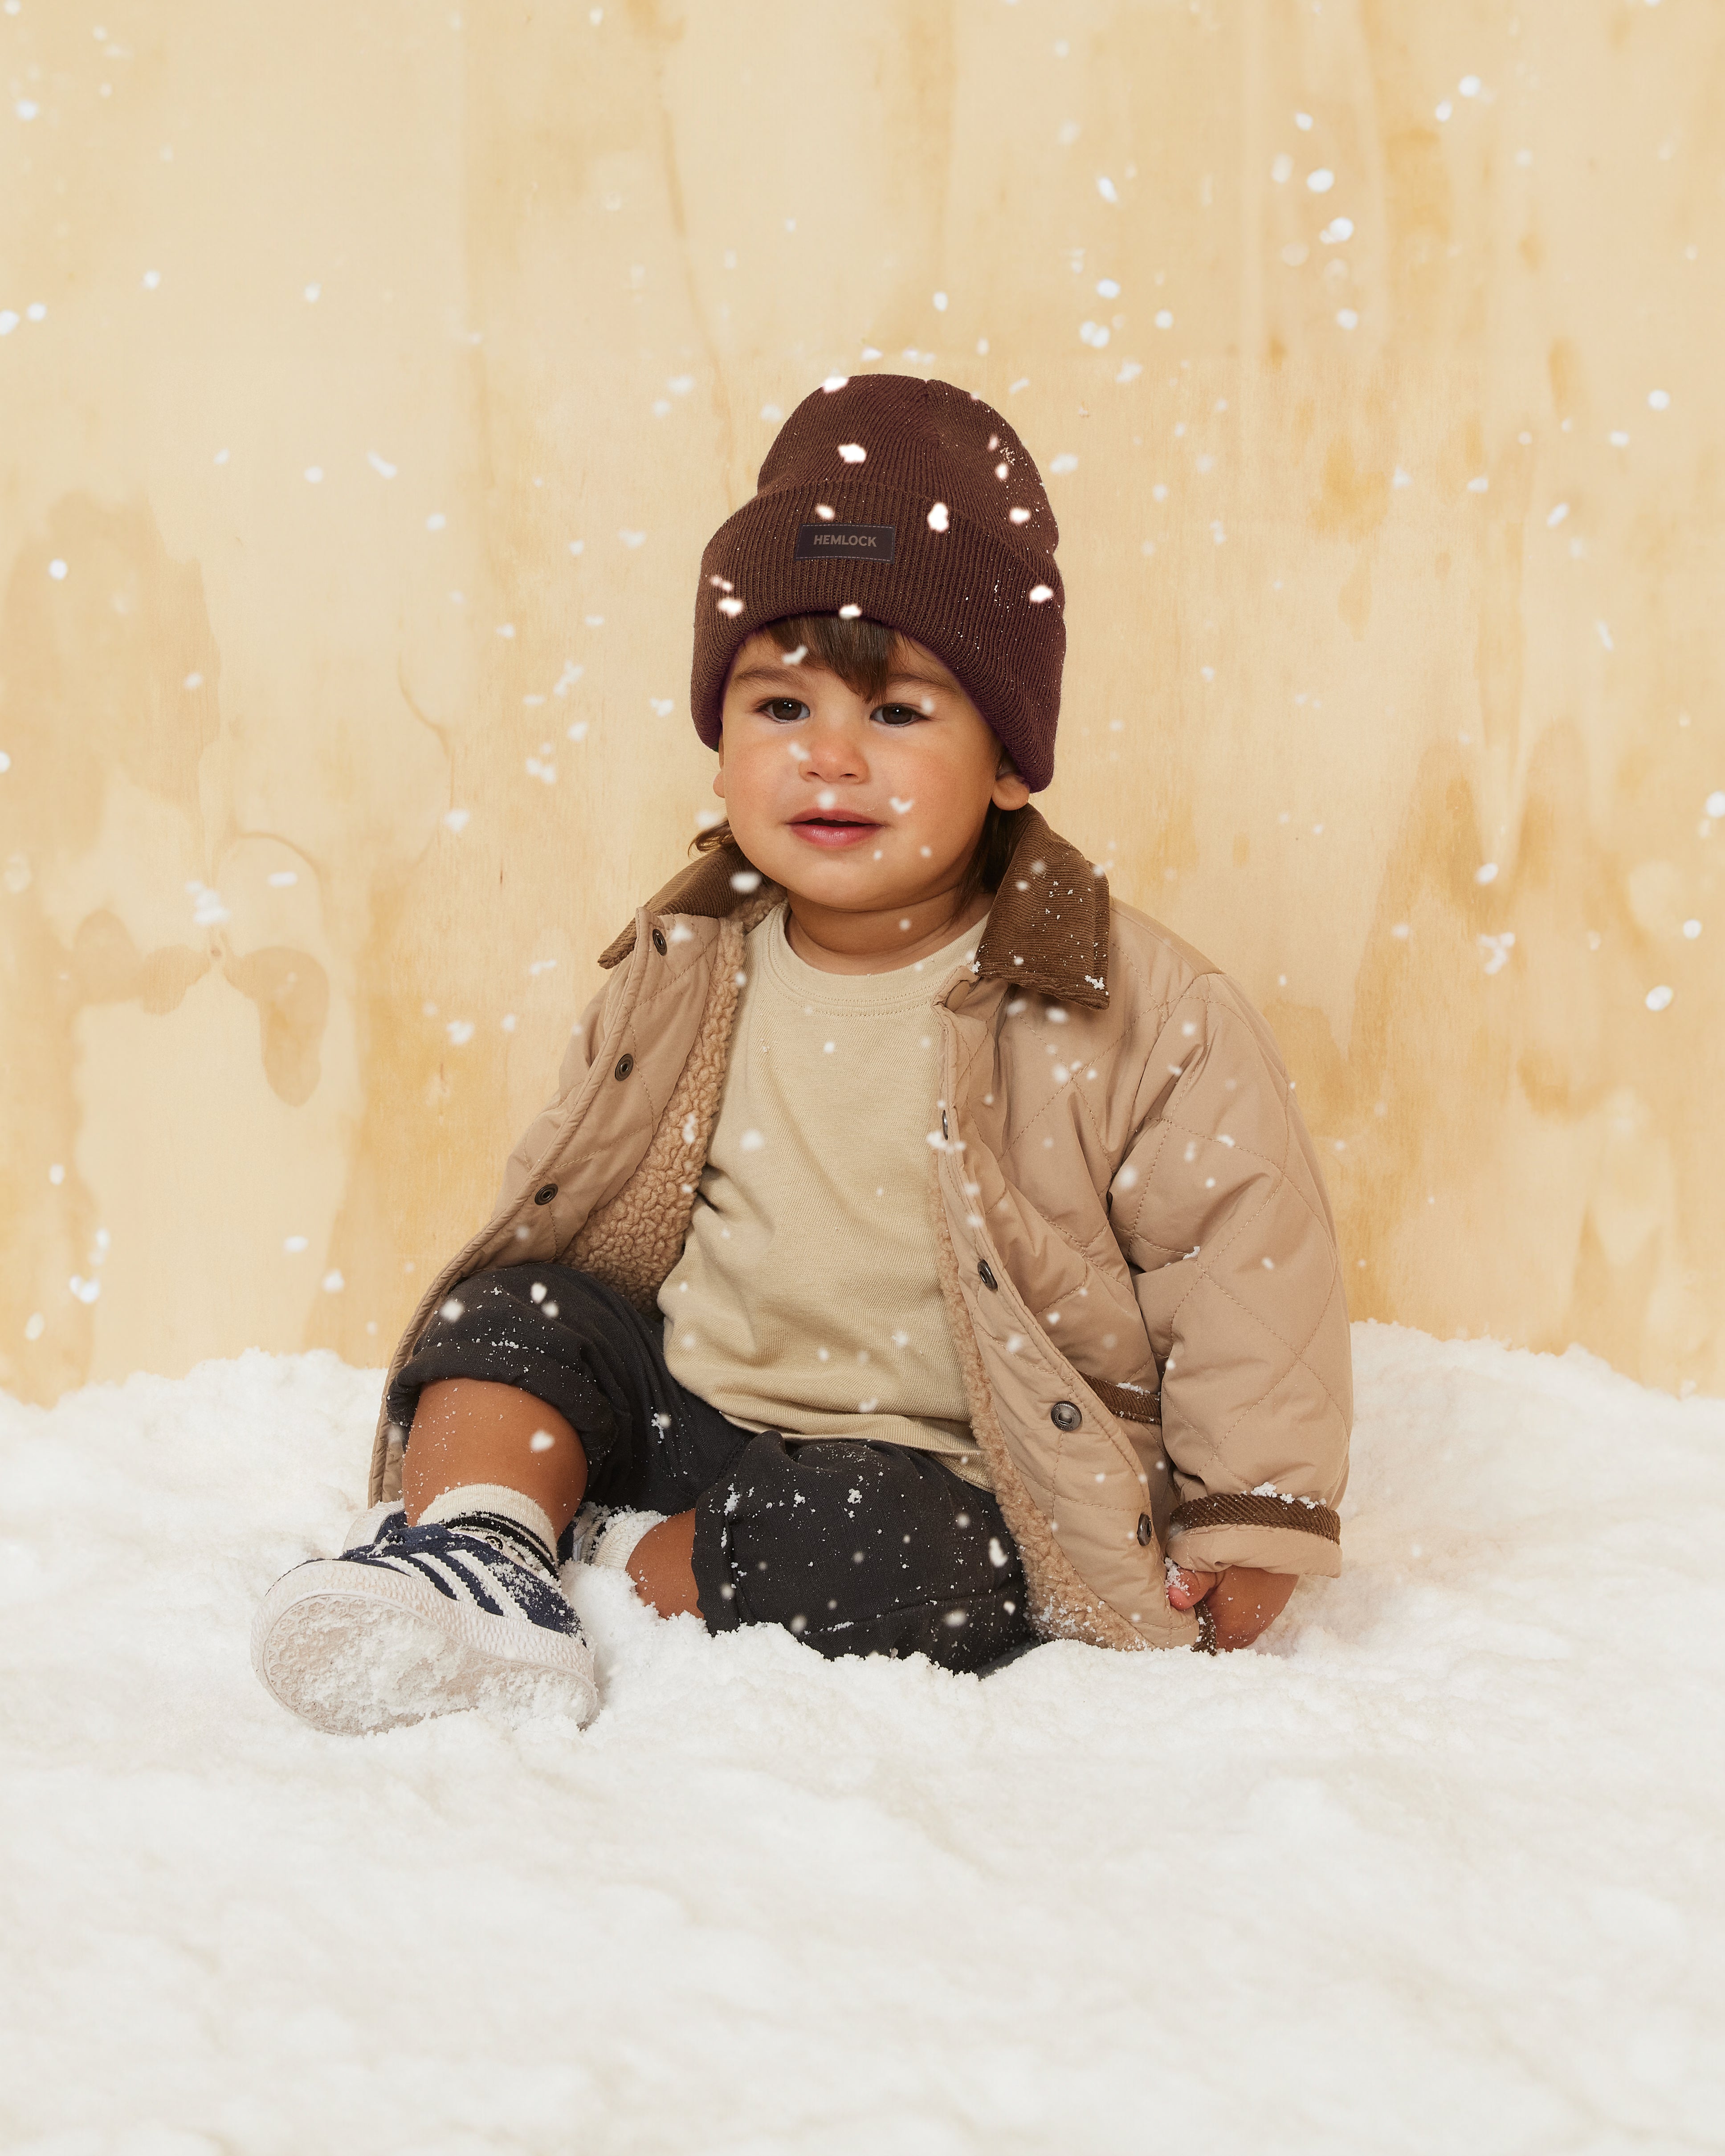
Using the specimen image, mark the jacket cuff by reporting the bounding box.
[1166,1493,1342,1580]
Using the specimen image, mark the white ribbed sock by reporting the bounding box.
[585,1509,667,1576]
[420,1483,561,1581]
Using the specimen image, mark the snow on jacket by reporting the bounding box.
[371,810,1353,1652]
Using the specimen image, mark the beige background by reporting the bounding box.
[2,0,1721,1407]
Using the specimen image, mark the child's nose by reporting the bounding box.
[799,722,869,781]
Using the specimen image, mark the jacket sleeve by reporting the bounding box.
[1109,972,1352,1578]
[490,984,612,1214]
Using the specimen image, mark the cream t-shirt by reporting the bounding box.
[658,903,990,1490]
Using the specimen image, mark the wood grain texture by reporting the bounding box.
[2,0,1720,1402]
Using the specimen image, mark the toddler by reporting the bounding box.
[253,374,1352,1734]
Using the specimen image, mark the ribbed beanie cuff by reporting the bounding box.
[689,374,1065,791]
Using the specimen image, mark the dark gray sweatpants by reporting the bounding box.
[386,1265,1035,1674]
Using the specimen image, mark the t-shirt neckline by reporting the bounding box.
[757,903,979,1009]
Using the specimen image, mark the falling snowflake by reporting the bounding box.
[186,882,230,927]
[1478,932,1516,976]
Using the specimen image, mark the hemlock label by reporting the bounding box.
[794,523,896,562]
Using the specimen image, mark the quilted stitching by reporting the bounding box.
[1108,982,1350,1499]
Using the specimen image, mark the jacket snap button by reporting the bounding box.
[533,1183,558,1206]
[651,928,667,956]
[614,1054,635,1080]
[977,1260,998,1291]
[1137,1513,1153,1547]
[1050,1400,1081,1432]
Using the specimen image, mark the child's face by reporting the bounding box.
[714,629,1030,915]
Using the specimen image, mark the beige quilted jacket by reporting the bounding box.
[372,810,1352,1652]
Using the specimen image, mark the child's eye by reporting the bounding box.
[873,702,927,726]
[759,698,810,723]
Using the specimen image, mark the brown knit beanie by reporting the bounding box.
[689,374,1064,792]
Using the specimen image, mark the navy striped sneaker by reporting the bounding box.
[252,1502,598,1736]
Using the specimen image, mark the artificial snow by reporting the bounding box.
[2,1324,1721,2154]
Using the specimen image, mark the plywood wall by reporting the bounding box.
[3,0,1721,1405]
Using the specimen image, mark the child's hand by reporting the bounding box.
[1166,1565,1296,1651]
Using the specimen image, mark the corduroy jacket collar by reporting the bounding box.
[598,806,1111,1009]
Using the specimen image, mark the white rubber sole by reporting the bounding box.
[252,1558,599,1737]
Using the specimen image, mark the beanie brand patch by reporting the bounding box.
[794,522,896,562]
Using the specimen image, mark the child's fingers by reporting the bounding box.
[1165,1566,1218,1610]
[1205,1567,1298,1650]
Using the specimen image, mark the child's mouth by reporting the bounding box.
[789,815,881,850]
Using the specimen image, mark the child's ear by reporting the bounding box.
[713,741,726,799]
[991,752,1030,812]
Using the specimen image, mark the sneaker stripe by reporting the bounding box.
[433,1547,509,1617]
[409,1547,502,1611]
[358,1545,481,1608]
[329,1520,579,1635]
